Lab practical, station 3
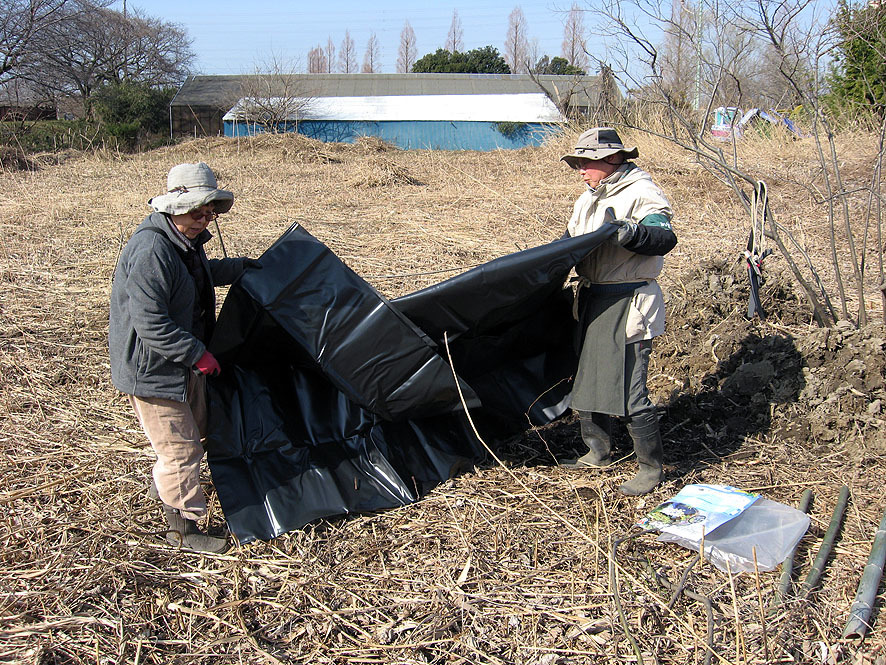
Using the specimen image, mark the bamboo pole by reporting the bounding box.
[770,488,813,610]
[800,486,850,598]
[842,504,886,640]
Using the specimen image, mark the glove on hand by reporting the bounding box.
[244,258,262,269]
[603,207,636,247]
[614,220,638,247]
[194,350,221,376]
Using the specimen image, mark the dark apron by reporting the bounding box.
[571,282,645,417]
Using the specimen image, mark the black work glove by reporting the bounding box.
[244,258,262,269]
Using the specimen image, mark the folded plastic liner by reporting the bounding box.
[205,222,612,542]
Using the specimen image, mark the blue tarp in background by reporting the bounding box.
[205,223,613,543]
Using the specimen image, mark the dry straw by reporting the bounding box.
[1,130,885,663]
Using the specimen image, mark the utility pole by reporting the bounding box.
[694,0,702,110]
[122,0,128,81]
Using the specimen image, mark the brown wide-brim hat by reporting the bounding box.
[560,127,639,168]
[148,162,234,215]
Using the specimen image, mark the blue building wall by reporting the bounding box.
[224,119,562,150]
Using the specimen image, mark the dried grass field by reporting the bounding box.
[2,129,886,665]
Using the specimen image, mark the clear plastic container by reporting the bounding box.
[658,497,810,573]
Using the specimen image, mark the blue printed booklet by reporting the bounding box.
[638,484,759,541]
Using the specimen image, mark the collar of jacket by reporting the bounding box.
[586,162,637,194]
[143,211,213,253]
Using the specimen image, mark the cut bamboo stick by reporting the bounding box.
[842,504,886,640]
[800,485,850,598]
[771,488,813,609]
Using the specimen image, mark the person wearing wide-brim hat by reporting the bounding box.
[109,162,262,552]
[558,127,678,496]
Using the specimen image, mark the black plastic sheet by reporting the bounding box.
[205,222,612,543]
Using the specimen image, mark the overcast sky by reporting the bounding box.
[121,1,599,75]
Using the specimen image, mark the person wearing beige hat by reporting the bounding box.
[109,162,262,552]
[559,128,677,495]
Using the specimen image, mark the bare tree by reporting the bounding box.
[25,2,192,115]
[588,0,880,327]
[116,9,192,85]
[446,10,464,53]
[0,0,94,85]
[527,37,541,73]
[504,6,530,73]
[655,0,804,109]
[325,36,335,74]
[397,20,417,73]
[234,53,314,133]
[362,32,380,73]
[307,45,326,73]
[659,0,698,106]
[562,3,589,71]
[339,29,356,73]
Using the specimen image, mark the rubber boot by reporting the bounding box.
[620,411,664,496]
[162,504,228,554]
[561,413,612,467]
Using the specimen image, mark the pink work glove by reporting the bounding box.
[194,350,221,376]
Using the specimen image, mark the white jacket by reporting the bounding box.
[567,164,674,342]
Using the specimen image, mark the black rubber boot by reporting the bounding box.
[620,411,664,496]
[162,504,228,554]
[561,413,612,467]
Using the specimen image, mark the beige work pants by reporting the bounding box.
[129,372,209,521]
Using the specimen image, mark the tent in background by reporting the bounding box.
[711,106,803,141]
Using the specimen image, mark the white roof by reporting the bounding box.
[224,93,565,123]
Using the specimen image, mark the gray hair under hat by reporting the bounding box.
[148,162,234,215]
[560,127,639,168]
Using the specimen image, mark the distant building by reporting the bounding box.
[0,81,57,122]
[170,73,611,149]
[224,91,566,150]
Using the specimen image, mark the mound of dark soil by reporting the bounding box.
[655,258,886,467]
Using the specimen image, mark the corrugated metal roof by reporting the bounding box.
[171,73,604,109]
[224,93,566,123]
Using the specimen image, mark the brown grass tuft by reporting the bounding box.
[348,155,425,188]
[352,135,398,154]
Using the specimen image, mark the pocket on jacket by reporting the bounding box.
[136,343,163,379]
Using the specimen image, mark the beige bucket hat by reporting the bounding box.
[560,127,639,168]
[148,162,234,215]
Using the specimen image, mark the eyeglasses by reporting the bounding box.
[189,208,218,222]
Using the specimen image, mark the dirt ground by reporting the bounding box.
[1,130,886,664]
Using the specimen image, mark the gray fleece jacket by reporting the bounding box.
[109,212,247,401]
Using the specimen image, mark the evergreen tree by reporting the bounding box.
[91,81,174,145]
[466,46,511,73]
[827,0,886,117]
[533,55,585,75]
[412,46,510,74]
